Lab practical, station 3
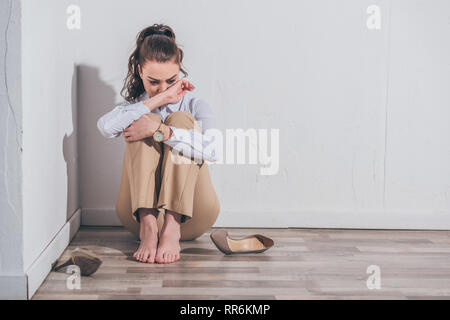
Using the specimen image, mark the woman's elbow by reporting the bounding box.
[97,118,117,138]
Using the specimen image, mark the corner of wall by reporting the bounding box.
[0,0,27,300]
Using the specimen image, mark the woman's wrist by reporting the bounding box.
[142,94,167,111]
[162,124,173,142]
[147,122,172,141]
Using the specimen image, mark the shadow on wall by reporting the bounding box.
[63,64,80,221]
[76,64,126,222]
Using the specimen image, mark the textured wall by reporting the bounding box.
[21,0,79,271]
[0,0,26,299]
[72,0,450,228]
[1,0,80,299]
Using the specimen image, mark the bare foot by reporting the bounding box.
[155,210,182,263]
[133,208,159,263]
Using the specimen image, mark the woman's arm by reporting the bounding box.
[97,95,165,138]
[164,127,220,162]
[163,98,220,163]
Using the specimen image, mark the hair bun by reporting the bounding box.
[151,29,167,36]
[140,24,175,41]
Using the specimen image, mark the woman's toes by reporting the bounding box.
[140,252,147,262]
[141,251,149,262]
[146,251,156,263]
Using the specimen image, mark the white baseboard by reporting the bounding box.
[81,208,123,226]
[25,209,81,299]
[214,209,450,230]
[82,208,450,230]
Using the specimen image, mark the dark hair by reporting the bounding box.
[120,23,188,103]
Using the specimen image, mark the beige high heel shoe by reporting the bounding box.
[210,230,274,255]
[52,248,102,276]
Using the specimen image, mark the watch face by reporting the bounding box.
[154,131,164,142]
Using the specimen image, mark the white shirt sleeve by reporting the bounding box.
[97,95,220,163]
[163,98,220,163]
[97,101,150,138]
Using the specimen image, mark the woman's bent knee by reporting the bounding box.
[180,198,220,241]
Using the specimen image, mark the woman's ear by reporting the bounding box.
[138,64,142,79]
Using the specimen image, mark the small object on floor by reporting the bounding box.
[52,247,103,276]
[210,229,274,254]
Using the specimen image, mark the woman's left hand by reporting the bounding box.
[123,114,160,142]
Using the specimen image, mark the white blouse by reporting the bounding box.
[97,91,219,162]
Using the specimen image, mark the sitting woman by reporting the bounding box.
[97,23,221,265]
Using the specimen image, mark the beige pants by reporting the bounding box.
[116,111,220,241]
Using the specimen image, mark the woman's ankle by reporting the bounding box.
[165,210,183,224]
[139,208,159,221]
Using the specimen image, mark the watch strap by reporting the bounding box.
[153,122,163,135]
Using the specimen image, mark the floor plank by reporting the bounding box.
[31,226,450,300]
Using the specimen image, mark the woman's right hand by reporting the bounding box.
[159,79,195,105]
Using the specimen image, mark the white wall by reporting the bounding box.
[0,0,449,300]
[22,0,80,273]
[78,0,450,229]
[0,0,27,299]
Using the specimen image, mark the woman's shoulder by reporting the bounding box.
[181,92,216,120]
[182,91,213,113]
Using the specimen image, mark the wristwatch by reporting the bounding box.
[152,123,165,142]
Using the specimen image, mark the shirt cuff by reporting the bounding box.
[166,126,203,147]
[166,126,182,142]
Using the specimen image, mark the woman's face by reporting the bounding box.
[138,59,181,98]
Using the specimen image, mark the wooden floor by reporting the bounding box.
[32,226,450,300]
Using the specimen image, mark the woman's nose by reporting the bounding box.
[158,85,168,93]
